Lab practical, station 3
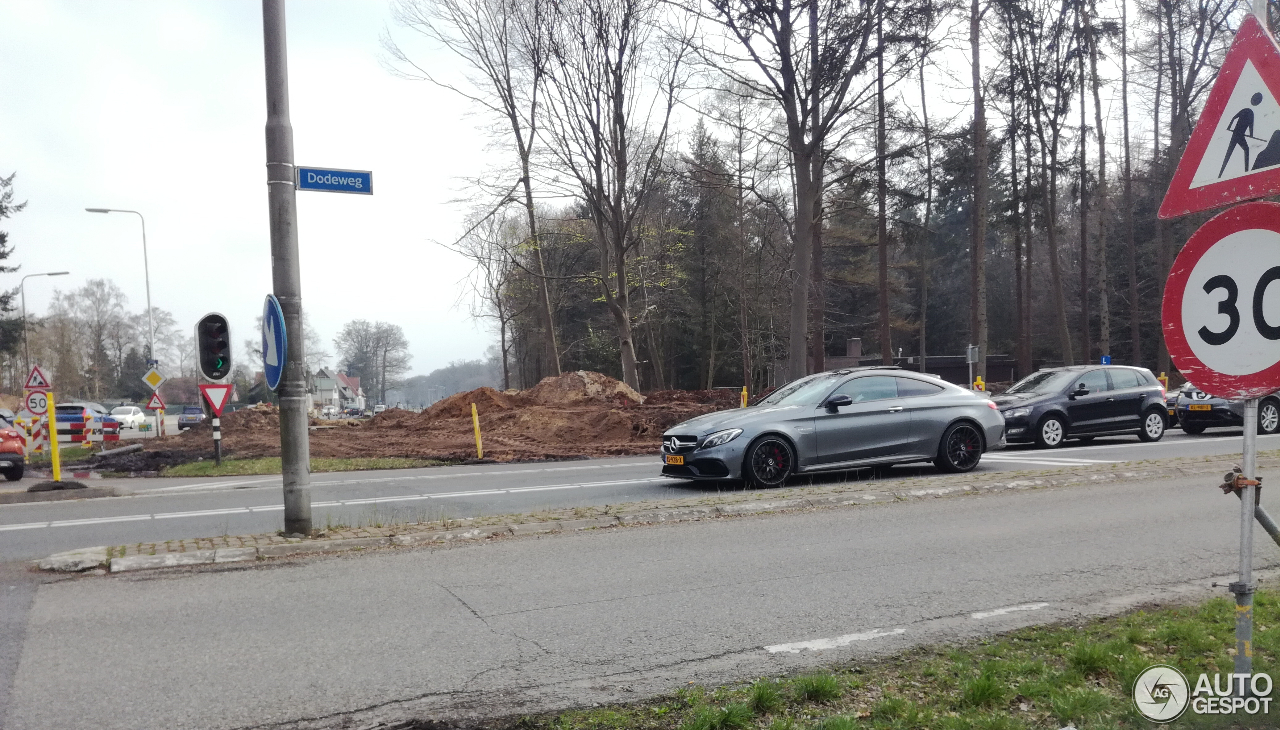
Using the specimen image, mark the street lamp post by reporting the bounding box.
[85,208,155,362]
[20,271,70,370]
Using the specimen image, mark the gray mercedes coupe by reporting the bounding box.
[661,367,1006,488]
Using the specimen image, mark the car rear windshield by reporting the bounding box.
[759,372,844,406]
[1005,371,1074,394]
[110,407,133,415]
[183,407,204,414]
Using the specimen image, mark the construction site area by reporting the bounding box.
[83,371,742,473]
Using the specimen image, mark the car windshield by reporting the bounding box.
[1005,371,1074,394]
[759,372,843,406]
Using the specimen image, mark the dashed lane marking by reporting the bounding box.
[0,477,671,532]
[971,602,1050,619]
[765,627,906,653]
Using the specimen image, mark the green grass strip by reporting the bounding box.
[160,457,446,477]
[526,592,1280,730]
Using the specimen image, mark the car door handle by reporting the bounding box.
[1106,397,1115,401]
[887,406,904,413]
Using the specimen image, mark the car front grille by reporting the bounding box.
[662,435,699,454]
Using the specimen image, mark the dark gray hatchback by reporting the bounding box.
[992,365,1168,447]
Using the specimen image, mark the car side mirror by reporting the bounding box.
[1070,385,1089,399]
[825,394,853,411]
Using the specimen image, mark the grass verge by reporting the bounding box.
[526,592,1280,730]
[160,456,447,477]
[26,445,95,466]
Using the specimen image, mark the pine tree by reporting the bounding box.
[0,173,25,355]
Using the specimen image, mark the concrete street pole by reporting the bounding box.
[85,209,153,361]
[263,0,311,535]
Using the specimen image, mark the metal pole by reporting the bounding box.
[20,277,28,372]
[263,0,311,536]
[133,212,155,361]
[212,416,222,467]
[1235,397,1259,691]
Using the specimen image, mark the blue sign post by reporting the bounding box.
[262,294,287,391]
[295,166,372,195]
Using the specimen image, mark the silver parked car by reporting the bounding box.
[661,366,1006,488]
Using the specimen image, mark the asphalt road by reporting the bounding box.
[2,468,1274,729]
[2,428,1278,561]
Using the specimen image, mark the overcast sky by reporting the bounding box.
[0,0,502,379]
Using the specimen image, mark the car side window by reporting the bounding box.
[1108,368,1141,390]
[831,375,898,403]
[895,377,944,398]
[1076,370,1110,393]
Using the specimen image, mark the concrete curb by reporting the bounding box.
[34,455,1256,575]
[0,486,122,505]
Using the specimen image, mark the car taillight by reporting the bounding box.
[987,401,998,410]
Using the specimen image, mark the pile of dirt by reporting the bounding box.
[522,370,645,407]
[131,372,739,467]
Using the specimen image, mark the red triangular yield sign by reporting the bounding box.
[23,364,51,391]
[199,383,234,417]
[146,391,166,410]
[1161,14,1280,218]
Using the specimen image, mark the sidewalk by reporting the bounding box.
[5,467,1274,730]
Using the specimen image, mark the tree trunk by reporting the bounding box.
[969,0,988,377]
[1077,8,1091,364]
[811,147,826,373]
[1122,0,1138,365]
[1089,2,1109,359]
[520,156,561,376]
[878,4,892,366]
[1009,28,1024,378]
[918,49,933,373]
[1022,113,1035,374]
[1043,143,1075,365]
[789,154,816,382]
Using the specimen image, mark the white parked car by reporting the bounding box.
[110,406,146,429]
[373,404,386,414]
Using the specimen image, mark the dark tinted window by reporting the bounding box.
[896,377,945,398]
[832,375,898,402]
[1075,369,1110,393]
[1006,370,1074,394]
[1108,368,1141,389]
[183,406,204,414]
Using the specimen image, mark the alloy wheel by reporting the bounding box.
[1145,412,1165,439]
[945,425,982,470]
[1262,403,1280,434]
[1041,419,1063,446]
[750,439,792,486]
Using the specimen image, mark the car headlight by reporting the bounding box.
[1003,407,1031,419]
[699,428,743,449]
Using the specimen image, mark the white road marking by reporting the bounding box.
[141,461,662,495]
[971,602,1050,619]
[0,477,671,532]
[765,627,906,653]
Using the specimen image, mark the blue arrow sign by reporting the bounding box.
[262,294,287,391]
[296,166,372,194]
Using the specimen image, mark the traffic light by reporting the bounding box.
[196,313,232,381]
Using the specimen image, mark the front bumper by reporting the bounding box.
[1001,415,1034,443]
[1178,405,1242,427]
[660,438,748,480]
[0,453,25,468]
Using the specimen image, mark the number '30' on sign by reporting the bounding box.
[1163,201,1280,399]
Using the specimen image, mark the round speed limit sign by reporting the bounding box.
[23,390,48,416]
[1163,201,1280,399]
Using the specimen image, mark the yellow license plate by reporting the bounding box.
[665,455,684,465]
[1190,404,1212,411]
[1168,409,1176,415]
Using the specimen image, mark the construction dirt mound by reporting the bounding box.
[131,371,738,467]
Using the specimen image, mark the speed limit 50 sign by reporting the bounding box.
[23,390,48,416]
[1163,201,1280,398]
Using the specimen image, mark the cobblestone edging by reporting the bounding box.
[36,452,1272,574]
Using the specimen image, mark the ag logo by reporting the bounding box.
[1134,664,1191,722]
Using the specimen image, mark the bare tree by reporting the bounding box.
[701,0,877,380]
[970,0,990,377]
[538,0,690,389]
[447,210,523,389]
[387,0,561,376]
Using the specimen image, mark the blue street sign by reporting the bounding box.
[262,294,287,391]
[296,166,372,195]
[1101,355,1111,365]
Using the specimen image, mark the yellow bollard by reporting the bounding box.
[48,389,61,482]
[471,402,483,459]
[741,386,748,408]
[1158,372,1169,392]
[974,375,986,392]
